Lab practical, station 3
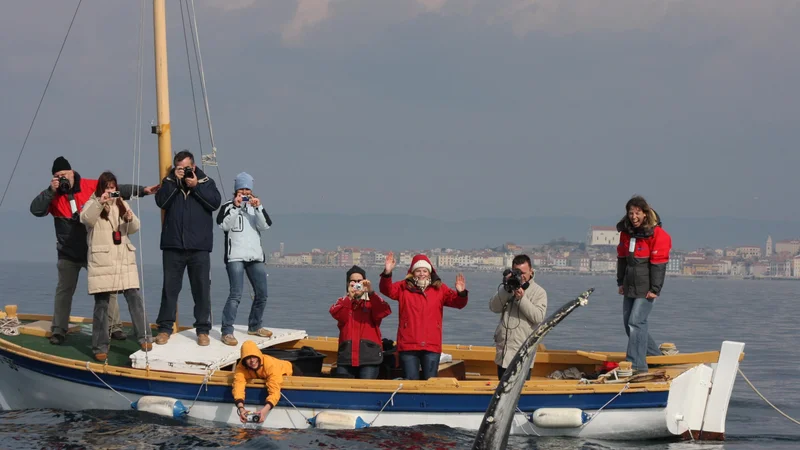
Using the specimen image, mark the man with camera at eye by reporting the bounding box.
[154,150,221,347]
[489,254,548,380]
[30,156,159,345]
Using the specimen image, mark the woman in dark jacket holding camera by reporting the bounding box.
[329,265,392,379]
[616,195,672,374]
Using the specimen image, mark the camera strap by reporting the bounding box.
[67,193,78,217]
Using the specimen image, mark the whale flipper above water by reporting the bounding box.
[472,288,594,450]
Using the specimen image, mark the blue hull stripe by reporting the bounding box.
[0,348,668,412]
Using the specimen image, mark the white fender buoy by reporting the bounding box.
[530,408,588,428]
[132,396,188,419]
[308,411,369,430]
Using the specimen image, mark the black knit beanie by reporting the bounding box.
[346,265,366,288]
[51,156,71,175]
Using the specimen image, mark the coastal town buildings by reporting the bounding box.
[267,228,800,279]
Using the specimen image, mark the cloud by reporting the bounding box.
[205,0,257,11]
[416,0,448,12]
[282,0,331,44]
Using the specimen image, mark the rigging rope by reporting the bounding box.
[179,0,205,160]
[188,0,219,166]
[131,0,151,364]
[187,0,226,195]
[0,0,83,210]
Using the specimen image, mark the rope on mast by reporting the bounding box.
[0,0,83,210]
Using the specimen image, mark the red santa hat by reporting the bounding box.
[408,254,434,274]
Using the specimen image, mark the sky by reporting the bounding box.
[2,0,800,223]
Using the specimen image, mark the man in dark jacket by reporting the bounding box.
[30,156,158,345]
[154,150,221,346]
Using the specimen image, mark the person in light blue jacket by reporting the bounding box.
[216,172,273,346]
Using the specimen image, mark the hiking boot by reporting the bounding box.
[197,334,210,346]
[49,334,65,345]
[110,330,127,341]
[155,332,170,345]
[248,328,273,338]
[221,334,238,346]
[94,353,107,362]
[140,342,153,352]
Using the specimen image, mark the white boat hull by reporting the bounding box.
[0,340,745,441]
[0,357,667,440]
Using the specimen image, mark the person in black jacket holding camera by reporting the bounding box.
[154,150,221,346]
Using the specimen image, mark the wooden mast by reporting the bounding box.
[152,0,178,332]
[153,0,172,183]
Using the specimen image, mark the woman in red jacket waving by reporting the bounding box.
[330,265,392,379]
[380,253,468,380]
[616,195,673,375]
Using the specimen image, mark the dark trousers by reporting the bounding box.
[334,364,380,380]
[399,350,440,380]
[156,249,212,335]
[52,258,122,337]
[93,289,149,354]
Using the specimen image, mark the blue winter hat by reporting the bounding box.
[234,172,254,191]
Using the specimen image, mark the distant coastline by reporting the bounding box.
[263,263,800,281]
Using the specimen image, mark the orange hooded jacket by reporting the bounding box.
[232,341,293,408]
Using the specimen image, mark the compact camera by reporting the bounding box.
[110,191,120,198]
[57,176,71,194]
[353,282,363,291]
[241,196,250,203]
[245,412,260,423]
[182,167,194,179]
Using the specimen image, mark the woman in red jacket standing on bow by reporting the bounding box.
[380,253,468,380]
[330,265,392,379]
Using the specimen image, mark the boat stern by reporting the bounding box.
[665,341,745,440]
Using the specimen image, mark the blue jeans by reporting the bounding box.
[334,364,380,380]
[221,261,268,336]
[623,297,661,372]
[399,351,440,380]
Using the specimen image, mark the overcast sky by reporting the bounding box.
[2,0,799,222]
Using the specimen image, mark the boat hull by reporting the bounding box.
[0,347,675,440]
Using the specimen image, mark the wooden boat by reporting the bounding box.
[0,306,744,440]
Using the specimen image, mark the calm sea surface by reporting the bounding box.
[0,261,798,449]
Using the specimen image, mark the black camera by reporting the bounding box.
[502,268,528,293]
[57,176,71,194]
[110,191,120,198]
[182,167,194,179]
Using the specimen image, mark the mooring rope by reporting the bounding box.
[0,317,20,336]
[369,384,404,426]
[738,368,800,426]
[85,361,134,404]
[581,383,630,428]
